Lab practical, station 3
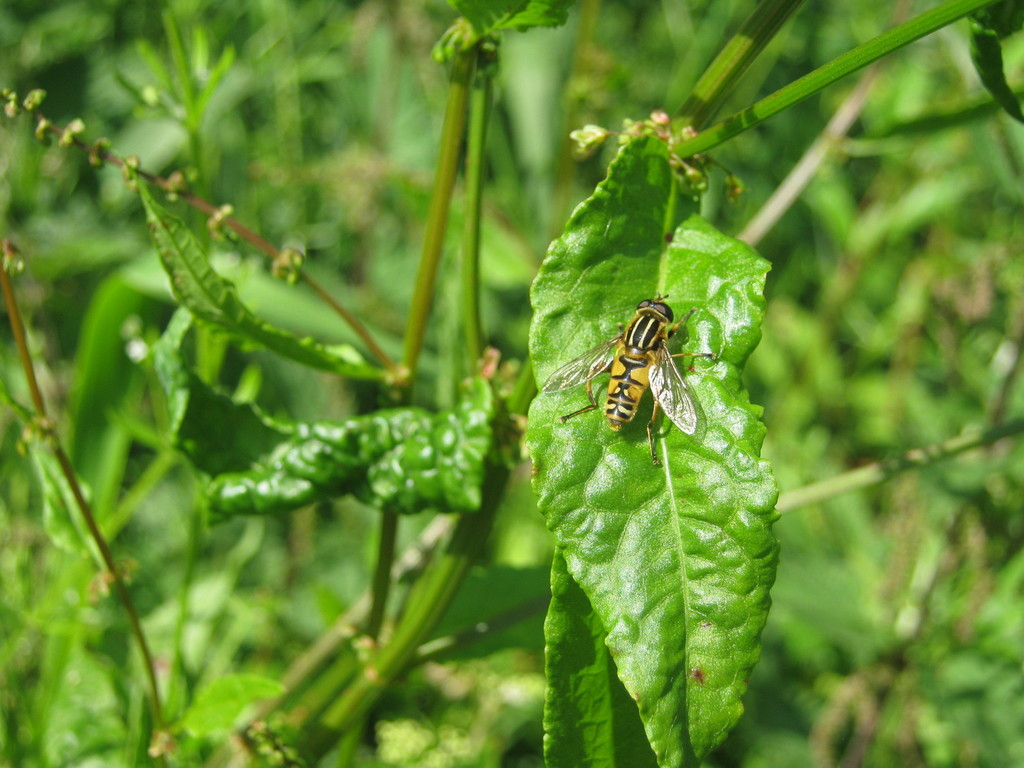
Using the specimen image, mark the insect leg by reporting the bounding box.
[647,398,662,466]
[559,376,600,422]
[665,308,698,340]
[671,351,717,371]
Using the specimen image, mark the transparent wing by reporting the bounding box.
[649,345,699,435]
[541,337,620,393]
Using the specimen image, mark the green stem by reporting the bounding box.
[675,0,1002,157]
[550,0,600,236]
[302,463,507,761]
[30,111,399,376]
[367,511,399,640]
[335,727,361,768]
[162,10,207,197]
[402,47,476,385]
[168,498,202,721]
[677,0,806,128]
[203,521,460,768]
[460,50,495,368]
[507,358,537,417]
[777,419,1024,513]
[0,252,167,757]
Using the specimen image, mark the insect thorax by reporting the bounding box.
[623,309,668,352]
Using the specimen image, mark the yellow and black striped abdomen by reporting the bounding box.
[605,352,653,428]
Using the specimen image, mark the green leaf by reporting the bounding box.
[206,378,493,521]
[135,38,175,93]
[970,2,1024,123]
[153,315,494,520]
[33,450,90,556]
[135,176,381,380]
[544,550,659,768]
[68,275,154,510]
[450,0,574,35]
[528,137,778,766]
[45,646,129,766]
[152,309,285,476]
[194,43,236,120]
[181,673,284,735]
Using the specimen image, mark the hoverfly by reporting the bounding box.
[541,296,712,466]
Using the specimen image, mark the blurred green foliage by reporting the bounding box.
[2,0,1023,766]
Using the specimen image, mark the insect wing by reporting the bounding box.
[541,337,619,393]
[649,345,699,434]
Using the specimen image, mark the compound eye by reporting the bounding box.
[659,303,674,323]
[636,299,652,310]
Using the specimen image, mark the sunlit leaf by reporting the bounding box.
[529,136,778,766]
[544,550,659,768]
[182,674,284,735]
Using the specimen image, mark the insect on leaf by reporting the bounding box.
[528,136,778,767]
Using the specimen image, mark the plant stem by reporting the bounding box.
[738,0,911,246]
[776,419,1024,513]
[402,47,476,386]
[163,10,208,200]
[674,0,1002,157]
[24,114,399,376]
[738,64,880,246]
[202,517,457,768]
[302,462,507,761]
[677,0,806,129]
[507,357,538,417]
[460,48,495,368]
[367,510,399,639]
[549,0,600,236]
[0,245,167,757]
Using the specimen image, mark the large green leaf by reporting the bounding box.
[153,311,494,521]
[544,549,659,768]
[136,177,381,380]
[528,137,778,766]
[204,388,493,521]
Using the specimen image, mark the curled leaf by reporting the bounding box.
[153,312,493,521]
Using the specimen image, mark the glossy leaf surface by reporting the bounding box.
[528,137,778,766]
[153,311,493,521]
[544,549,659,768]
